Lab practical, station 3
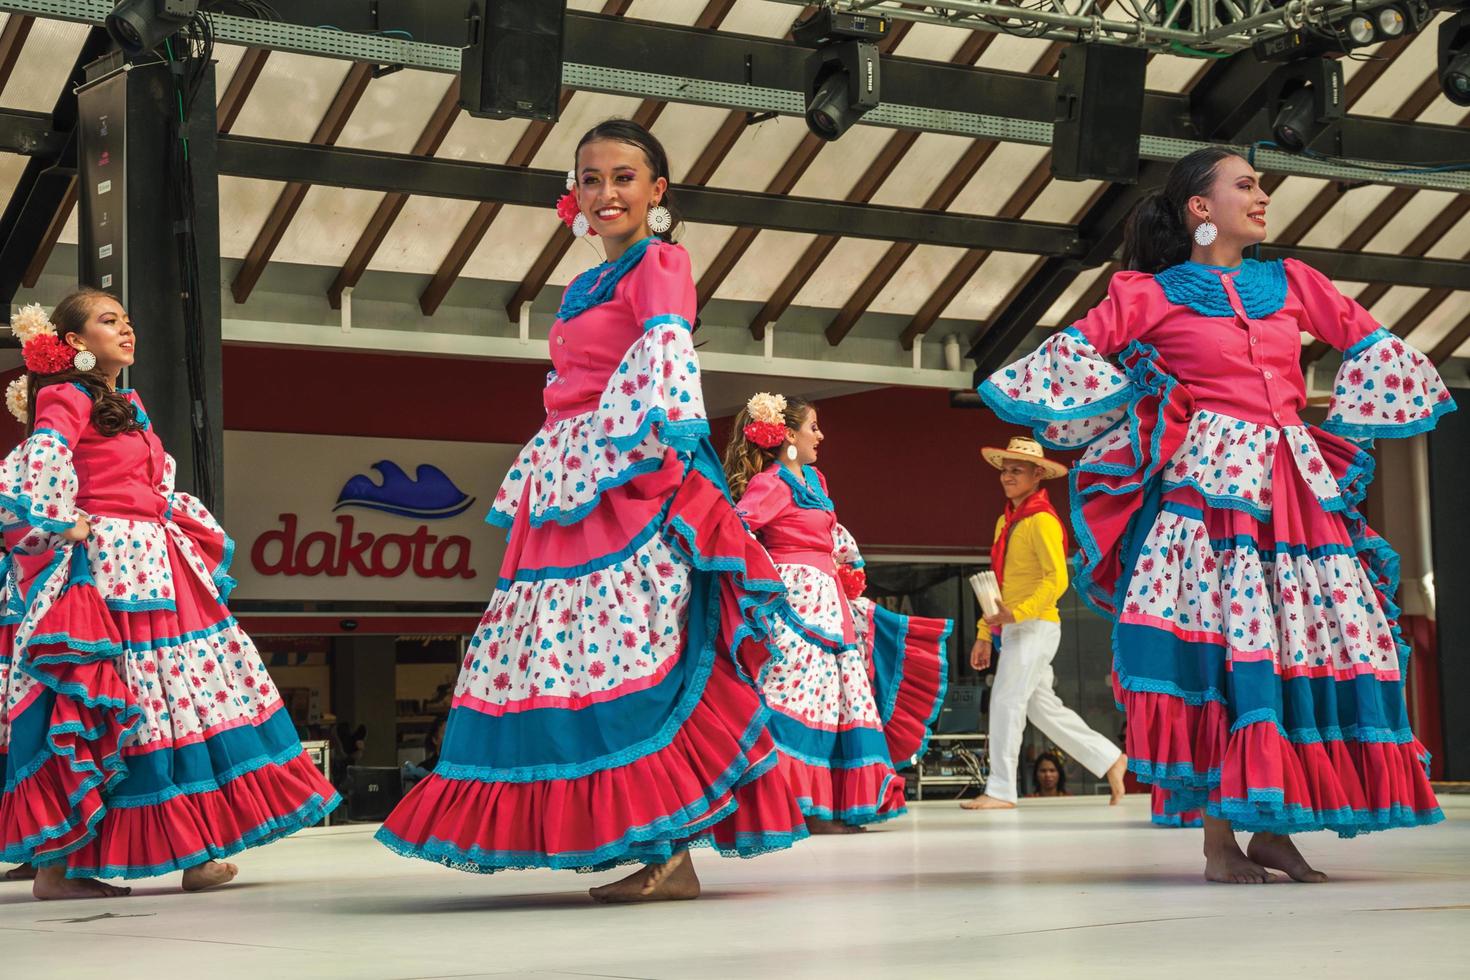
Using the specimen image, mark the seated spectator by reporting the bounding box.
[1026,751,1069,798]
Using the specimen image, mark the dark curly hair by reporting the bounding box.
[27,287,144,438]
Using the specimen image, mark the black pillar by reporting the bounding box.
[76,50,224,513]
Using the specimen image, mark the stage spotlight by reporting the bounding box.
[1266,58,1344,153]
[1441,11,1470,107]
[1377,6,1407,38]
[106,0,199,56]
[1346,14,1376,46]
[1272,88,1318,151]
[793,7,886,142]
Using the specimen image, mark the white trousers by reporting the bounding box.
[985,619,1122,803]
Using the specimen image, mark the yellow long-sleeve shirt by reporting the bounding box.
[977,510,1067,643]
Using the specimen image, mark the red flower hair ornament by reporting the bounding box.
[742,391,788,449]
[557,169,596,238]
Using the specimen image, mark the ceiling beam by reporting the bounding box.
[1428,306,1470,365]
[229,61,374,305]
[554,12,1470,179]
[19,173,75,289]
[748,30,995,341]
[693,18,914,313]
[498,0,739,325]
[901,151,1057,349]
[822,40,1064,349]
[0,27,112,306]
[214,135,1081,255]
[414,0,635,316]
[217,47,270,134]
[0,12,33,99]
[327,77,461,309]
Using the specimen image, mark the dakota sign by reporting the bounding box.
[223,431,519,603]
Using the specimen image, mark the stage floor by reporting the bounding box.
[2,795,1465,978]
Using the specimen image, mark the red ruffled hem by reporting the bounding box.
[62,753,337,877]
[380,654,803,868]
[779,754,906,826]
[881,614,949,765]
[1121,689,1441,835]
[0,658,135,864]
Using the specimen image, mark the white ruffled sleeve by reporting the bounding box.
[595,242,709,453]
[1321,329,1455,442]
[0,384,90,535]
[979,326,1132,448]
[833,522,864,569]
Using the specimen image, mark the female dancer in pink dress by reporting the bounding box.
[0,291,339,900]
[376,120,807,903]
[980,147,1451,883]
[724,394,950,831]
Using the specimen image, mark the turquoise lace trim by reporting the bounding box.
[1154,259,1287,319]
[776,465,835,512]
[556,236,656,322]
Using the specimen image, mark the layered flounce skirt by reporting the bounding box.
[1071,346,1441,837]
[0,508,339,877]
[760,565,950,827]
[376,443,811,871]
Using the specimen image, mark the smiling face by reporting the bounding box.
[575,138,668,257]
[1187,154,1270,253]
[63,294,135,377]
[788,408,823,465]
[999,460,1043,503]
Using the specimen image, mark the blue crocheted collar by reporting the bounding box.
[556,235,656,322]
[775,464,834,512]
[1154,258,1287,319]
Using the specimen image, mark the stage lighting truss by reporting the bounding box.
[769,0,1449,57]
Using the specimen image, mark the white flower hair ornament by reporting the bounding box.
[742,391,789,449]
[5,377,27,424]
[5,302,98,422]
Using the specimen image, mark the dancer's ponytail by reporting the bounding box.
[1120,146,1245,274]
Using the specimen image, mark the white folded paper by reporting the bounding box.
[969,570,1002,618]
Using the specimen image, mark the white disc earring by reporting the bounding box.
[73,349,98,372]
[785,445,798,462]
[1193,220,1218,247]
[572,212,590,238]
[647,204,673,235]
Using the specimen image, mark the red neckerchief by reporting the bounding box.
[993,487,1067,588]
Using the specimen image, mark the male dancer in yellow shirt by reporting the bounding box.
[961,437,1127,810]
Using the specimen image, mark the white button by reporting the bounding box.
[1250,336,1257,345]
[1264,371,1272,379]
[556,336,564,346]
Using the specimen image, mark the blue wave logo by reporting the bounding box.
[334,462,476,521]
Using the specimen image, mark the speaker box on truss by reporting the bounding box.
[461,0,566,121]
[1051,43,1149,183]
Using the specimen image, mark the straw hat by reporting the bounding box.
[980,435,1068,480]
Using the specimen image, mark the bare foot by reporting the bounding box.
[959,794,1016,810]
[1203,845,1274,884]
[32,865,131,900]
[4,863,36,882]
[806,817,866,835]
[1247,832,1329,883]
[588,850,701,904]
[1105,754,1128,805]
[182,861,239,892]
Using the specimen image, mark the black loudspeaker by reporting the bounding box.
[461,0,565,121]
[1051,44,1149,183]
[344,766,404,822]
